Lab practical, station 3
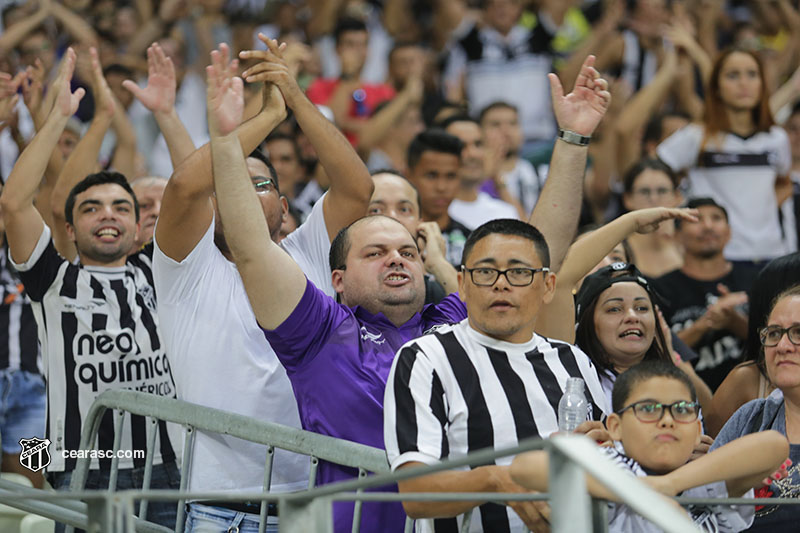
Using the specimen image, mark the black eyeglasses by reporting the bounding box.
[760,325,800,347]
[461,266,549,287]
[252,177,277,195]
[616,400,699,423]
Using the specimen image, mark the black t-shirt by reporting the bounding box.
[441,217,471,267]
[652,266,758,391]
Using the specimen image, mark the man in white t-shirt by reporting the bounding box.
[151,43,374,532]
[441,115,519,230]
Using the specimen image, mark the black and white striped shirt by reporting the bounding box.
[384,320,609,533]
[0,244,40,374]
[10,226,176,472]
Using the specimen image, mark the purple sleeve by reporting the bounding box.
[425,293,467,326]
[262,278,350,374]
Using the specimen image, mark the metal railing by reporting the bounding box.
[0,390,795,532]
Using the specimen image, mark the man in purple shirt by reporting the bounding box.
[214,44,610,532]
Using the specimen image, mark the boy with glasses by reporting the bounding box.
[511,360,790,532]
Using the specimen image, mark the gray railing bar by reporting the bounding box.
[175,426,195,533]
[138,415,159,520]
[460,508,473,532]
[108,409,126,492]
[351,467,367,533]
[548,435,700,533]
[83,390,389,473]
[308,456,319,489]
[404,516,414,532]
[550,441,592,532]
[259,444,275,533]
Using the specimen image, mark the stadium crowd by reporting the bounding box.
[2,0,800,531]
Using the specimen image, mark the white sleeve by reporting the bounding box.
[280,193,334,297]
[656,124,703,172]
[682,482,754,532]
[8,223,51,271]
[152,218,219,303]
[772,126,792,176]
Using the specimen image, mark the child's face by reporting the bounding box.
[607,377,701,474]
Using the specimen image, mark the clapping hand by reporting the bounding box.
[206,43,244,138]
[548,56,611,137]
[122,43,177,116]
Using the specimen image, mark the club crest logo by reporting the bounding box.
[19,437,51,472]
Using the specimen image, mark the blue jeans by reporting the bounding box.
[48,460,181,532]
[185,503,279,533]
[0,369,46,454]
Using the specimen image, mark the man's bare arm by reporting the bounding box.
[242,36,374,241]
[1,49,84,264]
[530,56,611,272]
[208,44,305,329]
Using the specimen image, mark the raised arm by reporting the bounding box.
[156,50,287,262]
[51,48,115,261]
[530,56,610,272]
[0,48,84,264]
[49,0,100,49]
[123,43,195,169]
[0,5,49,58]
[208,44,306,329]
[242,36,374,241]
[535,207,698,342]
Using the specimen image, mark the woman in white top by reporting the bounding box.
[658,48,792,263]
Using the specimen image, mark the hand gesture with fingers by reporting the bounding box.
[240,35,303,108]
[88,47,115,120]
[22,59,45,122]
[548,56,611,137]
[206,43,244,138]
[50,48,85,119]
[0,72,24,125]
[631,207,699,234]
[122,43,177,116]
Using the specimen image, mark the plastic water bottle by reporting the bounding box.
[558,377,587,433]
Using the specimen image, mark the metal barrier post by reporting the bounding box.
[279,496,333,533]
[549,444,592,533]
[592,499,608,533]
[174,426,195,533]
[138,416,159,520]
[86,496,113,533]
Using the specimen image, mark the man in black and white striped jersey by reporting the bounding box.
[0,50,180,531]
[384,219,610,533]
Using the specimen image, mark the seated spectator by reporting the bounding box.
[440,115,519,229]
[384,219,610,532]
[621,158,683,278]
[511,359,788,533]
[306,18,395,146]
[406,129,470,266]
[711,284,800,531]
[575,263,711,411]
[707,253,800,436]
[479,101,545,218]
[262,131,307,203]
[364,98,424,176]
[657,48,792,266]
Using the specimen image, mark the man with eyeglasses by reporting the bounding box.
[383,219,609,532]
[212,49,610,532]
[150,41,374,532]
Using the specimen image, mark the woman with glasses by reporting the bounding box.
[574,263,712,413]
[620,159,684,277]
[657,48,792,266]
[710,284,800,532]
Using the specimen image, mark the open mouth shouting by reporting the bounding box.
[619,328,644,339]
[383,270,411,287]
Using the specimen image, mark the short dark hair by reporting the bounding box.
[407,129,463,170]
[247,148,280,193]
[675,197,729,229]
[437,113,480,131]
[334,17,367,44]
[103,64,134,79]
[264,131,302,164]
[388,41,422,63]
[329,215,416,272]
[623,158,679,193]
[65,171,140,225]
[478,101,518,124]
[461,219,550,268]
[642,111,691,146]
[612,360,697,413]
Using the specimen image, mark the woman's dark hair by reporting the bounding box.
[575,269,672,376]
[745,254,800,374]
[622,157,679,193]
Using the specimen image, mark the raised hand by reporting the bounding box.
[0,71,24,125]
[631,207,699,234]
[240,35,303,108]
[49,48,85,119]
[88,47,115,120]
[122,43,177,115]
[547,55,611,137]
[22,59,45,122]
[206,43,243,138]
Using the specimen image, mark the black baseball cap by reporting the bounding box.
[575,263,663,323]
